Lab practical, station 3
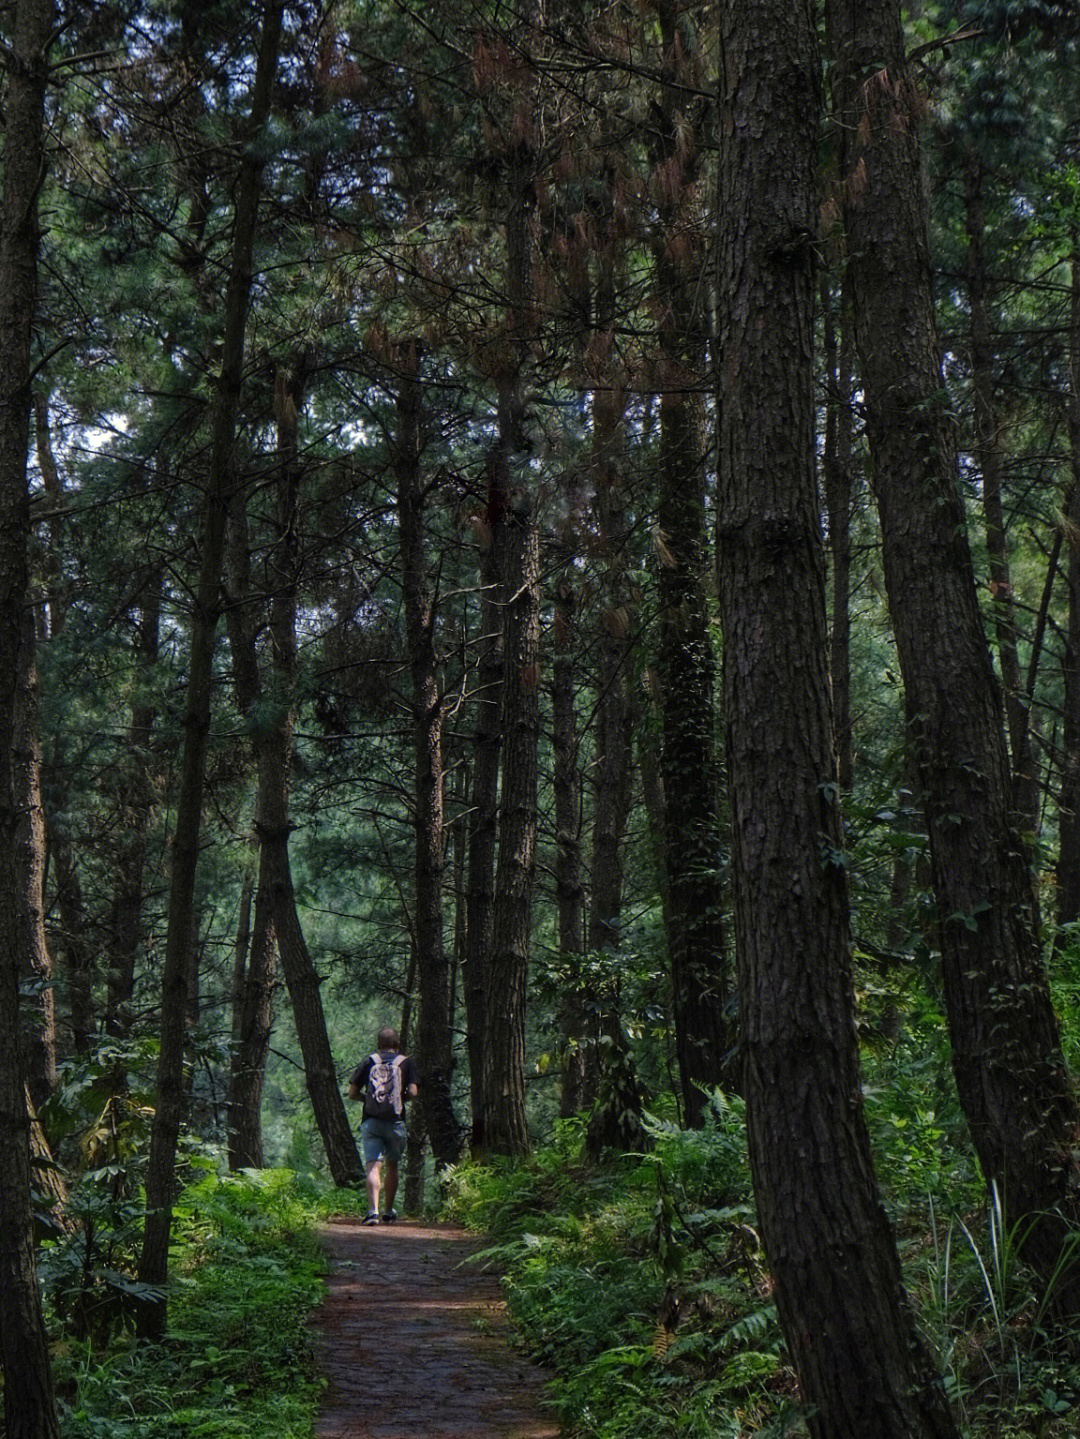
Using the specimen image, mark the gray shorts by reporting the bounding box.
[361,1116,406,1165]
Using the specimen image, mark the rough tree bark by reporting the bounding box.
[137,0,285,1339]
[0,0,61,1432]
[479,101,539,1158]
[463,469,503,1149]
[654,0,730,1126]
[826,0,1080,1304]
[717,5,958,1436]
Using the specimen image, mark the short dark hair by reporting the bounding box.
[377,1026,400,1051]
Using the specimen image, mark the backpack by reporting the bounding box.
[365,1051,405,1120]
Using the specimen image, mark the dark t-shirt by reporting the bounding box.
[350,1050,419,1120]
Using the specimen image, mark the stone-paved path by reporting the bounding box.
[313,1218,561,1439]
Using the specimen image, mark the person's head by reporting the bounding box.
[377,1026,401,1052]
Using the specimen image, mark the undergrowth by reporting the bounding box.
[43,1167,365,1439]
[440,1058,1080,1439]
[441,1097,798,1439]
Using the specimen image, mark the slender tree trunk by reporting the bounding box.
[479,117,539,1158]
[137,0,285,1338]
[395,341,461,1167]
[14,601,55,1108]
[821,270,855,792]
[552,567,586,1116]
[585,278,643,1149]
[718,7,958,1436]
[33,389,94,1052]
[1057,245,1080,930]
[52,821,93,1051]
[827,0,1080,1305]
[223,419,273,1172]
[464,476,502,1149]
[0,0,61,1432]
[106,572,162,1037]
[654,0,730,1124]
[963,150,1037,833]
[483,479,539,1156]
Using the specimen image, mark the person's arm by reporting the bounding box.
[347,1058,369,1103]
[405,1056,419,1100]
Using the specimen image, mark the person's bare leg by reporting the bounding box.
[365,1159,382,1218]
[383,1161,399,1216]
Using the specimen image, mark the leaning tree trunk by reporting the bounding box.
[137,0,285,1339]
[395,341,461,1167]
[0,0,61,1434]
[263,364,360,1185]
[717,5,958,1437]
[654,0,730,1125]
[225,362,362,1184]
[826,0,1080,1307]
[223,413,275,1172]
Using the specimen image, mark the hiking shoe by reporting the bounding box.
[362,1211,380,1225]
[382,1209,398,1223]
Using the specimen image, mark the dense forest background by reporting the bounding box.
[5,0,1080,1437]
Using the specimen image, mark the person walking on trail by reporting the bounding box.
[348,1027,419,1225]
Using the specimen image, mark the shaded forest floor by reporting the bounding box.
[313,1217,560,1439]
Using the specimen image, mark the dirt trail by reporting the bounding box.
[314,1218,561,1439]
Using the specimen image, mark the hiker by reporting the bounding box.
[347,1026,419,1224]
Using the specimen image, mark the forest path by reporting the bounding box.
[313,1217,561,1439]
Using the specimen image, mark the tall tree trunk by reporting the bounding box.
[826,0,1080,1305]
[463,471,503,1149]
[137,0,285,1339]
[225,362,362,1184]
[52,820,93,1051]
[963,150,1037,833]
[32,388,94,1051]
[584,270,642,1149]
[821,270,855,792]
[479,114,539,1158]
[1057,244,1080,931]
[106,571,161,1037]
[0,0,61,1432]
[395,341,461,1167]
[482,481,539,1156]
[552,565,586,1116]
[223,412,274,1172]
[717,6,958,1436]
[654,0,730,1126]
[14,600,55,1108]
